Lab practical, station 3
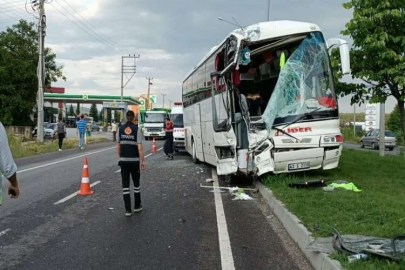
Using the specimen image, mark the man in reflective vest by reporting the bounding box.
[117,110,146,217]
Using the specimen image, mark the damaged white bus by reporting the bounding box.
[183,21,350,177]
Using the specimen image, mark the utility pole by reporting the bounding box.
[162,94,167,109]
[35,0,46,143]
[267,0,271,21]
[169,100,173,109]
[146,77,153,110]
[120,54,139,120]
[121,54,140,101]
[353,103,356,137]
[121,54,141,102]
[379,103,386,157]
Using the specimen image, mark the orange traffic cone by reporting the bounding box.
[78,157,94,196]
[152,137,157,154]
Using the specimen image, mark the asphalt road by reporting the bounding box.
[344,142,402,156]
[0,139,312,270]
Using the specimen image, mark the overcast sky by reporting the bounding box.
[0,0,397,112]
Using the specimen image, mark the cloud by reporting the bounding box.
[4,0,369,111]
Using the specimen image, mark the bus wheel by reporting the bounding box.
[192,140,199,164]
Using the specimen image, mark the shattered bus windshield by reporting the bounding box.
[262,32,337,128]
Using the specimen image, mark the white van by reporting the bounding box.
[170,104,185,151]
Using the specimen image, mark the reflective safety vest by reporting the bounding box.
[118,122,139,162]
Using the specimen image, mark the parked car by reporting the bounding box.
[360,129,397,151]
[32,126,55,139]
[91,122,100,132]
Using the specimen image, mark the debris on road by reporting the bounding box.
[288,179,329,189]
[206,179,214,183]
[209,189,226,193]
[232,193,254,201]
[108,208,114,210]
[229,187,254,201]
[178,218,186,224]
[328,182,362,192]
[307,227,405,261]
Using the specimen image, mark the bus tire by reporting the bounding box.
[192,140,199,164]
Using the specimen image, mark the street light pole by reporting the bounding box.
[146,77,153,110]
[353,103,356,137]
[162,94,167,109]
[379,102,386,157]
[36,0,46,142]
[267,0,271,21]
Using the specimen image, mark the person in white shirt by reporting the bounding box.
[111,122,118,142]
[0,123,19,206]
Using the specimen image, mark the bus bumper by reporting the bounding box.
[272,146,342,174]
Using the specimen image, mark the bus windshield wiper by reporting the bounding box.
[273,127,300,141]
[272,107,322,141]
[280,107,323,130]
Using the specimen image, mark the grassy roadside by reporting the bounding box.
[264,149,405,270]
[9,136,109,159]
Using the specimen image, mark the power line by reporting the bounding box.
[57,0,127,53]
[52,0,124,52]
[49,1,122,52]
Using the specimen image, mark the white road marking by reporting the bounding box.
[115,147,163,173]
[0,228,11,237]
[212,168,235,270]
[56,145,165,203]
[54,181,101,205]
[18,147,116,174]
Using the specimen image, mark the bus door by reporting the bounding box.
[211,72,238,175]
[194,104,204,162]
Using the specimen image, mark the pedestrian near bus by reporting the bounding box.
[56,117,66,151]
[117,110,146,217]
[77,115,87,150]
[0,122,20,206]
[111,121,117,142]
[164,117,174,160]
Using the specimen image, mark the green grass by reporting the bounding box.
[9,136,109,159]
[341,127,363,144]
[264,149,405,269]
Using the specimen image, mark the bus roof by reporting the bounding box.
[184,20,321,81]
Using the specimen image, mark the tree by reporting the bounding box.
[387,105,404,143]
[58,109,63,121]
[0,20,66,126]
[333,1,405,142]
[68,104,75,116]
[90,104,98,122]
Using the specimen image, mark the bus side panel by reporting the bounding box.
[183,106,195,156]
[199,98,215,165]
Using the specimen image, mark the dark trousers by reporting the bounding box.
[120,162,141,212]
[58,133,65,149]
[165,132,174,156]
[113,131,117,142]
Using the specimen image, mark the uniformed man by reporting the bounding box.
[117,110,146,217]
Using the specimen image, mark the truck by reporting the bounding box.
[143,110,168,140]
[170,103,185,151]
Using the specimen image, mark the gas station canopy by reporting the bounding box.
[44,94,141,105]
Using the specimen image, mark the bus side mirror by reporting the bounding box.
[326,38,351,75]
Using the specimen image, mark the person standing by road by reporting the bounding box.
[0,122,20,206]
[164,117,174,160]
[111,121,117,142]
[56,117,66,151]
[117,110,146,217]
[77,115,87,150]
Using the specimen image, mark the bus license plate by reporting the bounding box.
[288,162,310,171]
